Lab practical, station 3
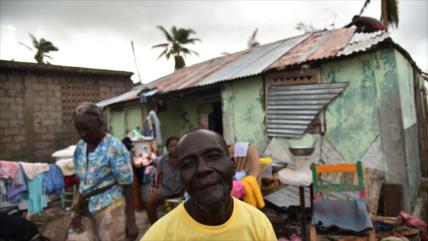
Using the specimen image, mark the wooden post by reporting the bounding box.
[300,186,307,241]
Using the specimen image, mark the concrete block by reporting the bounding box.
[7,89,16,96]
[14,135,25,143]
[48,98,61,104]
[33,83,47,90]
[6,143,21,152]
[34,97,47,104]
[0,136,13,143]
[15,97,24,104]
[0,111,16,120]
[4,127,20,135]
[0,97,14,104]
[41,119,55,126]
[0,120,7,127]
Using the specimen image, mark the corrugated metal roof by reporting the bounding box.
[152,51,246,94]
[100,27,394,107]
[266,83,348,138]
[198,34,308,86]
[338,30,390,56]
[268,28,356,70]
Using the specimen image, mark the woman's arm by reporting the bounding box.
[123,184,139,240]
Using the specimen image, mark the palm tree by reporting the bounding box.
[248,28,260,48]
[152,26,200,70]
[359,0,399,30]
[20,34,59,64]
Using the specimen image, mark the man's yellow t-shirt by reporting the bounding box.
[141,198,277,241]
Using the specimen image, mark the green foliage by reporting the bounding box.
[20,34,59,64]
[359,0,399,29]
[152,26,200,70]
[248,28,260,48]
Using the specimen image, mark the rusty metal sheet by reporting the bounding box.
[152,50,246,94]
[198,34,308,86]
[100,27,393,106]
[268,28,355,70]
[338,30,390,56]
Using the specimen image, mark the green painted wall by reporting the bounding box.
[321,50,396,164]
[221,76,266,150]
[110,107,126,139]
[125,105,143,133]
[395,50,421,207]
[156,96,196,142]
[395,51,417,129]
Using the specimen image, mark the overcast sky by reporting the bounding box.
[1,0,427,83]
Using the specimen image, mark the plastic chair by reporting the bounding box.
[310,161,375,241]
[61,184,77,209]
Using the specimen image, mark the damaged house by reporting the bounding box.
[99,27,428,214]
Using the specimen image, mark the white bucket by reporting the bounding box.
[133,140,152,157]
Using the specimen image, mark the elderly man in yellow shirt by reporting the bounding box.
[141,129,276,241]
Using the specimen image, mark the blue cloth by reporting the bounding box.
[312,199,373,235]
[6,168,27,204]
[42,164,64,195]
[73,133,133,213]
[26,174,47,214]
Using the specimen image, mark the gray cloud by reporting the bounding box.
[1,0,427,80]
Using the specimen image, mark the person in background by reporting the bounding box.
[141,129,276,241]
[145,136,182,224]
[72,102,138,241]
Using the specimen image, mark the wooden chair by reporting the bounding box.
[228,144,261,179]
[310,161,375,241]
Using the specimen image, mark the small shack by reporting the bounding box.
[100,27,428,213]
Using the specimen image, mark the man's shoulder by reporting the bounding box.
[141,204,183,240]
[235,198,269,220]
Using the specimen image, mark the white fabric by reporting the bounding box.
[234,142,249,157]
[19,162,50,180]
[278,167,312,186]
[55,158,75,176]
[148,110,162,146]
[51,145,76,158]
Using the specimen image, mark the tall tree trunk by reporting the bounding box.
[381,0,389,30]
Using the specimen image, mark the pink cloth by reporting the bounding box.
[231,180,247,199]
[133,153,157,167]
[0,160,20,180]
[397,211,427,241]
[19,162,49,180]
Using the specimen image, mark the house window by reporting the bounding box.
[265,69,347,138]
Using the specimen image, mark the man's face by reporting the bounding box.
[167,139,178,156]
[176,130,234,212]
[74,114,104,146]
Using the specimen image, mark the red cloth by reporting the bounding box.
[0,160,19,180]
[64,176,80,189]
[397,211,427,241]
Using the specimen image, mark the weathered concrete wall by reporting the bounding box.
[0,65,132,163]
[221,76,266,151]
[395,50,422,208]
[320,49,421,212]
[321,51,383,165]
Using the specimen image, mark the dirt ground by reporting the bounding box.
[31,205,150,241]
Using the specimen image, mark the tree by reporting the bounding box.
[248,28,260,48]
[152,26,200,70]
[359,0,399,30]
[20,34,59,64]
[295,21,319,34]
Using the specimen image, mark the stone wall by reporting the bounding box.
[0,61,133,162]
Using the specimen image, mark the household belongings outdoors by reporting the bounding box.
[0,160,64,214]
[310,161,376,241]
